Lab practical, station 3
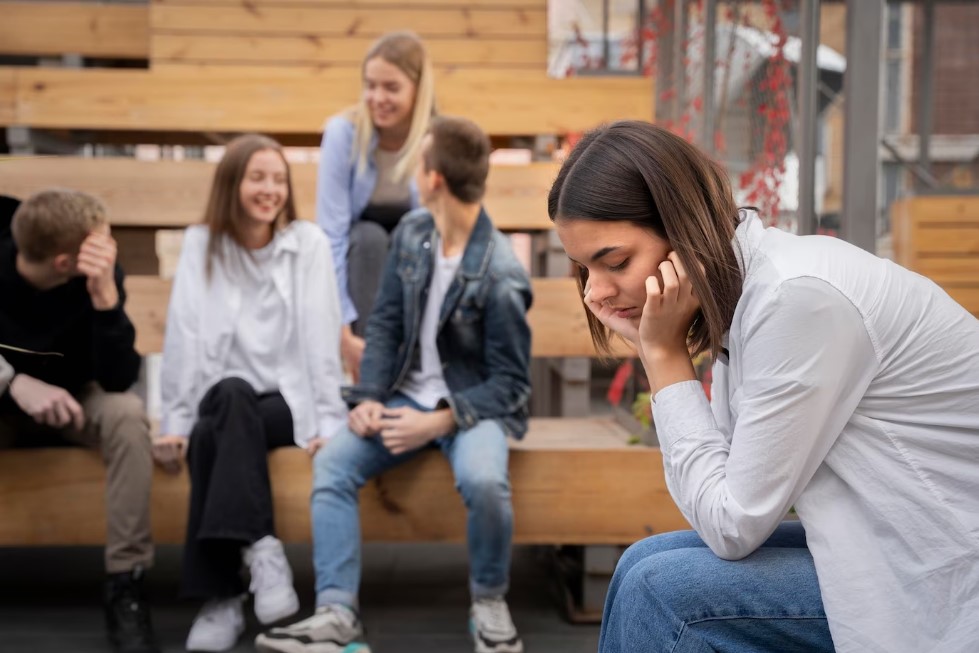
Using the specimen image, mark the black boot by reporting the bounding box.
[104,566,161,653]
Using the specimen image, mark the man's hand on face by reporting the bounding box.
[77,230,120,310]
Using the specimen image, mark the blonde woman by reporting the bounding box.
[315,31,436,380]
[155,134,347,652]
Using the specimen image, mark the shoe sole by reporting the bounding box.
[255,589,301,625]
[254,639,371,653]
[470,620,523,653]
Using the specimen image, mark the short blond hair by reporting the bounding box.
[12,189,107,262]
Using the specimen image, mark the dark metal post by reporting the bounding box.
[842,0,884,252]
[917,0,935,189]
[701,0,717,153]
[797,0,821,235]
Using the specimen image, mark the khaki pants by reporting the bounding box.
[0,383,154,573]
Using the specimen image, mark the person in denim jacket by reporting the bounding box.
[257,117,531,653]
[316,32,436,381]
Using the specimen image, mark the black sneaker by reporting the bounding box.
[104,566,161,653]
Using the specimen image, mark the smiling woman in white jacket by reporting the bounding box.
[154,134,347,653]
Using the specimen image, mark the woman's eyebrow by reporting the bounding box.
[590,246,621,262]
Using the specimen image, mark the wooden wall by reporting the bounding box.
[0,0,654,136]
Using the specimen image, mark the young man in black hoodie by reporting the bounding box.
[0,191,159,653]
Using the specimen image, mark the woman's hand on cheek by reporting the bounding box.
[638,252,701,357]
[583,280,641,346]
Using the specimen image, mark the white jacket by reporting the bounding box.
[160,221,347,447]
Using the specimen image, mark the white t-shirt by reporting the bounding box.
[653,211,979,652]
[223,239,286,394]
[399,237,463,409]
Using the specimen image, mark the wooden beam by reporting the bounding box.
[0,156,557,232]
[0,69,15,126]
[0,2,149,59]
[151,34,547,68]
[5,66,653,135]
[0,419,685,546]
[152,0,544,7]
[124,275,631,359]
[150,5,546,39]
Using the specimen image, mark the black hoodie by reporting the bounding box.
[0,195,141,394]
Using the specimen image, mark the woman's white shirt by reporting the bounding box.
[653,211,979,652]
[160,221,347,448]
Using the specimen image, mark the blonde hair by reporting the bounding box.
[351,31,436,184]
[12,189,107,262]
[202,134,298,276]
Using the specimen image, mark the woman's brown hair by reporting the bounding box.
[547,120,743,360]
[202,134,298,275]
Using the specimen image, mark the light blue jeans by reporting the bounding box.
[599,521,834,653]
[311,393,513,609]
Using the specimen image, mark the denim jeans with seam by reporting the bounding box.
[599,521,835,653]
[311,392,513,609]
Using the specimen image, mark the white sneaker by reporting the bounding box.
[245,535,300,625]
[255,604,366,653]
[470,597,523,653]
[185,597,245,652]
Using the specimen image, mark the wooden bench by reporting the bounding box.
[892,195,979,316]
[0,276,684,548]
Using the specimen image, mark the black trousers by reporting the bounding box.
[181,377,294,599]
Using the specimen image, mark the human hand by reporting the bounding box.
[77,231,120,310]
[379,407,454,455]
[637,252,701,358]
[340,326,365,383]
[348,400,384,437]
[9,374,84,430]
[151,435,188,475]
[307,437,327,457]
[583,279,641,347]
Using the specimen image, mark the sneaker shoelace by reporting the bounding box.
[473,598,514,636]
[249,546,288,595]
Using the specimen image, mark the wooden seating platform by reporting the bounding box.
[0,419,683,547]
[0,274,676,549]
[0,156,559,233]
[892,195,979,316]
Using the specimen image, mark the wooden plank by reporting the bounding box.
[125,275,621,359]
[150,5,546,39]
[909,256,979,284]
[153,0,544,7]
[7,66,652,135]
[151,34,547,68]
[0,69,14,126]
[0,2,148,59]
[0,156,556,232]
[0,419,687,546]
[912,225,979,255]
[941,285,979,315]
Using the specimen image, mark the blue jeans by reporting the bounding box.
[311,393,513,609]
[599,522,834,653]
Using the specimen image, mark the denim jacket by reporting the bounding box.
[316,114,420,324]
[342,208,533,439]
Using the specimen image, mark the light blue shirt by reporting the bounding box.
[315,114,420,324]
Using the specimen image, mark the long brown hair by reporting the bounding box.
[202,134,298,275]
[548,121,743,360]
[351,31,436,183]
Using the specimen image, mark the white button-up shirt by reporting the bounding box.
[654,211,979,652]
[161,221,347,447]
